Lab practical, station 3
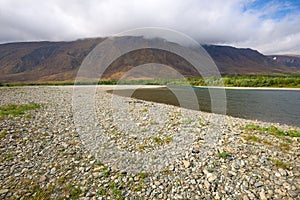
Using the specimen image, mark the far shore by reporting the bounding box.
[194,85,300,90]
[1,84,300,91]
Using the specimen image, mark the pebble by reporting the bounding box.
[207,173,217,182]
[288,190,298,198]
[254,181,264,188]
[259,190,267,200]
[0,189,9,194]
[182,160,190,168]
[204,180,210,189]
[39,175,47,182]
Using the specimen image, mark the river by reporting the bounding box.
[108,87,300,127]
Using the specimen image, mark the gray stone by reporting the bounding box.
[254,181,264,188]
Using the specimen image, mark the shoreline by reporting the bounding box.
[1,84,300,90]
[194,85,300,90]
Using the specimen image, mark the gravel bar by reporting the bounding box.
[0,86,299,199]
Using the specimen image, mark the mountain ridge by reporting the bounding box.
[0,37,299,83]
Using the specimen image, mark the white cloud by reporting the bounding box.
[0,0,299,54]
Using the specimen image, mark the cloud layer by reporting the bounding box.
[0,0,299,54]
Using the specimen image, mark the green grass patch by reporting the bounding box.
[153,135,173,144]
[138,172,148,179]
[243,124,300,138]
[0,130,8,139]
[109,182,123,200]
[272,159,291,169]
[63,184,82,199]
[217,151,230,159]
[0,103,41,119]
[97,187,107,196]
[243,135,262,143]
[102,166,111,177]
[30,183,55,200]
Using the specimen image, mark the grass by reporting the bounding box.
[97,187,107,196]
[30,183,55,200]
[63,184,82,199]
[102,166,111,177]
[152,135,173,145]
[217,151,230,159]
[0,130,8,139]
[243,135,262,143]
[272,159,291,169]
[243,124,300,138]
[0,103,41,119]
[109,182,123,200]
[279,142,291,151]
[242,124,297,149]
[138,172,147,179]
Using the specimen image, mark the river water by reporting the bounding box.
[109,87,300,127]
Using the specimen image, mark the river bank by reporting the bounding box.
[195,86,300,91]
[0,86,299,199]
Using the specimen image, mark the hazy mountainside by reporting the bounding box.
[268,55,300,70]
[0,38,105,82]
[202,45,299,74]
[0,37,299,83]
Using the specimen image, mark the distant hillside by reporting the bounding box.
[267,55,300,71]
[0,37,299,83]
[0,38,105,83]
[203,45,300,74]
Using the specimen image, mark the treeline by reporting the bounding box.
[1,74,300,88]
[108,75,300,88]
[221,75,300,87]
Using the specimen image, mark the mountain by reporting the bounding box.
[203,45,300,74]
[0,38,105,83]
[267,55,300,71]
[0,37,299,83]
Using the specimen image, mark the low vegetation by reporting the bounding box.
[0,103,41,120]
[243,124,300,138]
[1,74,300,87]
[217,151,230,159]
[272,158,291,169]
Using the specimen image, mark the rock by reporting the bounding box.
[192,149,200,153]
[39,175,47,182]
[182,160,190,168]
[0,189,9,194]
[169,165,175,171]
[275,172,281,177]
[242,195,249,200]
[207,173,217,182]
[50,167,56,174]
[282,182,290,189]
[254,181,264,188]
[204,180,210,189]
[214,192,221,199]
[259,190,267,200]
[278,168,287,176]
[86,191,94,197]
[146,189,152,196]
[288,190,298,198]
[154,181,161,186]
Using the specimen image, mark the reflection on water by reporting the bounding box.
[108,87,300,127]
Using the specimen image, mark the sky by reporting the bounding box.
[0,0,300,54]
